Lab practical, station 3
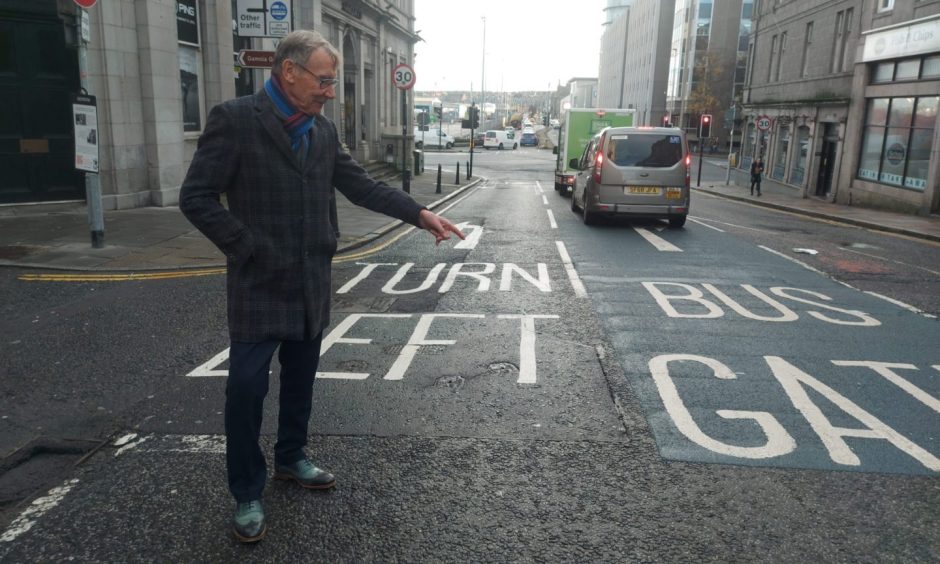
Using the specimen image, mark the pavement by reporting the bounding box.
[1,157,938,272]
[0,162,481,271]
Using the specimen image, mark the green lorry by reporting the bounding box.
[553,107,636,194]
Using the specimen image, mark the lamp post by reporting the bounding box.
[481,17,486,131]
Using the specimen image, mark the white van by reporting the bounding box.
[483,129,517,150]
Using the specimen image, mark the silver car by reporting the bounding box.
[570,126,690,227]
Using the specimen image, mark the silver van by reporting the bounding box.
[569,127,690,227]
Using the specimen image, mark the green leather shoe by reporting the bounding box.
[274,459,336,490]
[232,500,266,543]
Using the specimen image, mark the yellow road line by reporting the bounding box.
[18,268,226,282]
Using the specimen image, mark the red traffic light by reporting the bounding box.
[702,115,711,123]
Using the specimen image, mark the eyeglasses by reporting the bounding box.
[293,62,339,88]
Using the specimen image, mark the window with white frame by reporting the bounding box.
[801,22,813,78]
[877,0,894,12]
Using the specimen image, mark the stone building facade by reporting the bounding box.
[0,0,418,209]
[740,0,939,216]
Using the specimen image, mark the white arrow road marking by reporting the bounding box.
[633,227,682,252]
[454,222,484,249]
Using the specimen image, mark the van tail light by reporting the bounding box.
[593,152,604,183]
[685,154,691,188]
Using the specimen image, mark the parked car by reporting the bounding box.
[550,118,560,129]
[483,129,517,150]
[472,131,485,148]
[414,128,455,149]
[520,132,538,147]
[569,126,690,227]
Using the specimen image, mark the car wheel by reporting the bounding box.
[513,143,518,150]
[498,143,504,150]
[581,193,597,225]
[669,215,687,228]
[446,142,453,149]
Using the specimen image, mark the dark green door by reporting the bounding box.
[0,4,83,204]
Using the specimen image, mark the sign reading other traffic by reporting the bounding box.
[236,0,292,37]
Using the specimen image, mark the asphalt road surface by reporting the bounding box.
[1,146,937,562]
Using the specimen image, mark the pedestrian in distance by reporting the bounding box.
[179,30,464,544]
[750,157,764,196]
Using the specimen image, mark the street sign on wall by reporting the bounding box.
[236,0,292,38]
[756,115,772,131]
[237,50,276,69]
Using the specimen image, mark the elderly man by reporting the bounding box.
[180,30,463,543]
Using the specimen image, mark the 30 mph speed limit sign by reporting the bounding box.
[756,115,772,131]
[392,63,416,91]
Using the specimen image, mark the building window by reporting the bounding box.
[790,125,810,185]
[177,0,203,133]
[895,59,920,81]
[877,0,894,12]
[768,34,778,82]
[801,22,813,78]
[923,55,940,78]
[772,125,789,180]
[873,62,894,82]
[831,8,853,73]
[870,55,940,83]
[857,96,937,191]
[775,32,787,82]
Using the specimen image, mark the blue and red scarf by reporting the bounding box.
[264,74,314,159]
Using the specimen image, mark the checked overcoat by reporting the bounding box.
[180,91,425,342]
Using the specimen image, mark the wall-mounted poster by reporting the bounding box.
[72,93,99,173]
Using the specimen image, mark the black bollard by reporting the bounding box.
[436,164,442,194]
[455,162,460,185]
[466,161,470,180]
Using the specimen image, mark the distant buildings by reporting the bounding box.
[596,0,939,217]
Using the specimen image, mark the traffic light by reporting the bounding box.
[417,112,429,126]
[699,114,712,139]
[543,116,549,126]
[469,106,480,129]
[434,105,442,119]
[663,115,672,127]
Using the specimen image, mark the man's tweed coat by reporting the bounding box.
[180,91,425,342]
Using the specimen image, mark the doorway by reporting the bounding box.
[0,6,83,204]
[815,123,837,197]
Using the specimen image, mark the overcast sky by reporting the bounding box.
[413,0,606,92]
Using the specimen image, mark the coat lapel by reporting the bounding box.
[254,91,303,172]
[304,114,327,175]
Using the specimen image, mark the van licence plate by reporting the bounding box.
[626,186,660,194]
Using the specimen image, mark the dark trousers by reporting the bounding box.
[750,174,762,194]
[225,335,322,503]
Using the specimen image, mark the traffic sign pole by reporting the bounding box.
[392,63,416,193]
[75,6,104,248]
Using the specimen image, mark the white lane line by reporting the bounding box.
[535,180,544,194]
[541,194,549,205]
[546,209,558,229]
[688,216,725,232]
[1,479,79,543]
[863,291,936,318]
[555,241,587,298]
[633,227,683,252]
[760,245,856,289]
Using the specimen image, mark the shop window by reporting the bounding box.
[790,126,810,185]
[872,62,894,82]
[742,122,755,168]
[857,96,936,192]
[772,126,789,180]
[922,55,940,78]
[895,59,920,81]
[177,0,203,133]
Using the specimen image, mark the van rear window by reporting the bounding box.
[607,135,683,167]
